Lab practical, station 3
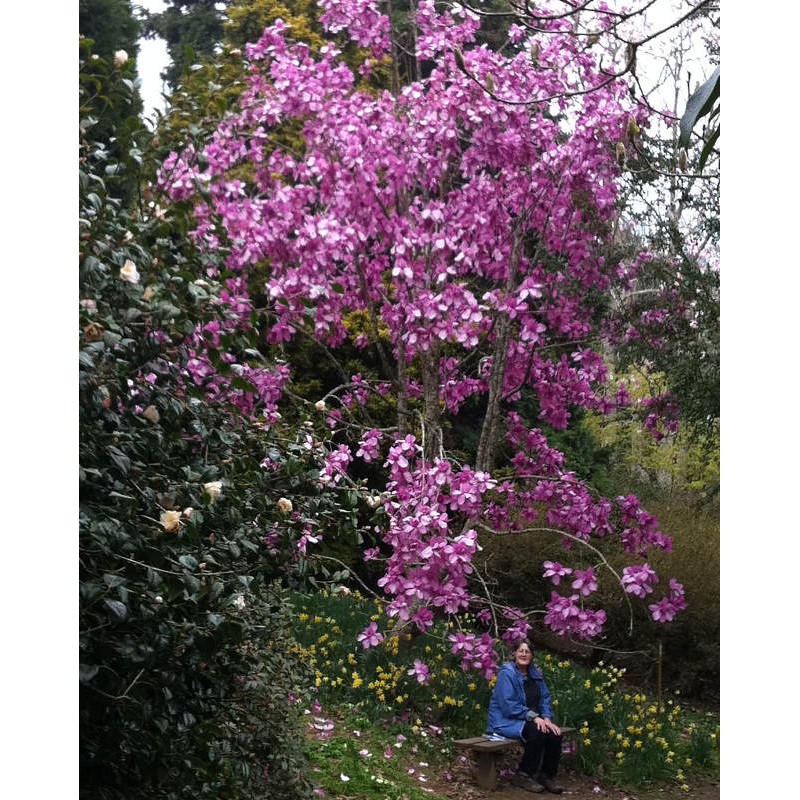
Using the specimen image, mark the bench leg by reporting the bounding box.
[475,751,499,790]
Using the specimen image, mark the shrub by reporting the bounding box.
[79,41,313,800]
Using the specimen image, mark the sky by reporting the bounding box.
[137,0,170,121]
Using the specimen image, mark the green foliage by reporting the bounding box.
[142,0,227,90]
[678,66,720,171]
[150,44,250,152]
[308,719,446,800]
[79,45,314,800]
[586,375,720,504]
[80,0,140,61]
[79,21,144,204]
[612,256,719,435]
[291,591,718,791]
[225,0,327,51]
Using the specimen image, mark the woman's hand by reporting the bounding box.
[535,717,561,735]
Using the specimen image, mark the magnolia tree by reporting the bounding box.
[158,0,686,678]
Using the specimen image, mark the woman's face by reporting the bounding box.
[514,643,533,670]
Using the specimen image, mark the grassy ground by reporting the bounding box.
[291,591,719,799]
[304,706,720,799]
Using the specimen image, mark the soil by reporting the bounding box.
[423,752,720,800]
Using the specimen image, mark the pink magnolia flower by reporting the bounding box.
[357,621,384,649]
[543,561,573,585]
[407,658,431,685]
[572,567,598,596]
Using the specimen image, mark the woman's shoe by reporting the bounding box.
[536,774,564,794]
[511,771,545,792]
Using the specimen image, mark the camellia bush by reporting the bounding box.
[155,0,690,680]
[79,38,326,800]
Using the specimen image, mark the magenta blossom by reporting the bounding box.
[543,561,573,585]
[356,621,384,649]
[571,567,598,597]
[407,658,431,685]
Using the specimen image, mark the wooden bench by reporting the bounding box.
[454,727,576,790]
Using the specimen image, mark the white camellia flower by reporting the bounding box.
[114,49,128,67]
[314,400,326,412]
[119,259,140,284]
[277,497,293,513]
[142,405,160,423]
[160,510,182,532]
[203,480,223,501]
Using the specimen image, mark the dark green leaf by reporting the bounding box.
[179,554,198,570]
[698,127,720,171]
[107,446,131,475]
[103,598,128,622]
[679,67,720,150]
[80,663,100,684]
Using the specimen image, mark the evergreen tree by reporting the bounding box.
[142,0,228,90]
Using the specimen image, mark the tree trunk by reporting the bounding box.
[421,345,442,461]
[475,229,523,472]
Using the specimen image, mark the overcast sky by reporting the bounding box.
[137,0,169,122]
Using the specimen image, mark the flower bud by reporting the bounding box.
[315,400,327,412]
[114,50,129,67]
[453,47,466,72]
[142,286,156,302]
[485,73,495,93]
[615,141,627,168]
[142,405,160,424]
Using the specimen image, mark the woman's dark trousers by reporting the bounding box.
[519,722,562,778]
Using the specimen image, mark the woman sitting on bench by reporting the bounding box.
[486,639,564,794]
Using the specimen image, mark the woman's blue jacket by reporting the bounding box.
[485,661,555,740]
